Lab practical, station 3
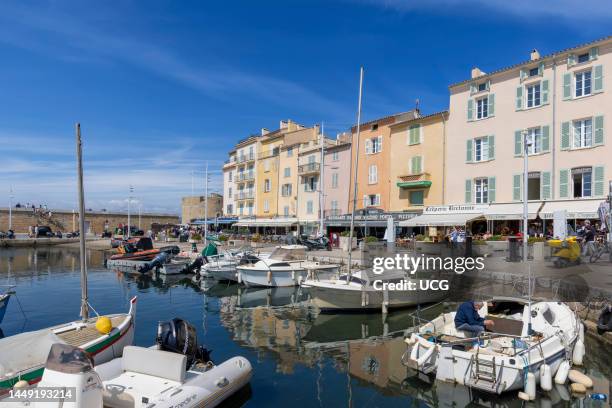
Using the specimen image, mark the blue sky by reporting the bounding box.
[1,0,609,214]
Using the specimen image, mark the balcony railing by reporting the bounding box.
[236,191,255,200]
[396,172,432,189]
[237,153,255,163]
[324,209,343,217]
[298,162,320,175]
[236,172,255,182]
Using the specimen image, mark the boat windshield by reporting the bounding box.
[268,247,306,261]
[337,275,366,285]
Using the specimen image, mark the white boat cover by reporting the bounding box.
[399,213,484,227]
[0,330,65,377]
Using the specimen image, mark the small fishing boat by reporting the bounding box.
[302,269,448,313]
[237,245,339,287]
[202,252,265,282]
[402,298,582,394]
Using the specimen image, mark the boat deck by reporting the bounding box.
[56,316,125,346]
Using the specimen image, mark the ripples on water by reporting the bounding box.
[0,247,609,407]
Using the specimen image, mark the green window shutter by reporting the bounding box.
[541,125,550,152]
[561,122,570,150]
[488,177,496,203]
[417,156,422,173]
[466,139,473,162]
[486,79,491,91]
[593,65,603,93]
[541,79,549,104]
[559,169,569,199]
[538,62,544,76]
[412,156,422,174]
[562,73,572,100]
[589,47,599,61]
[516,86,523,110]
[594,166,604,197]
[470,84,477,95]
[567,54,576,67]
[488,93,495,116]
[541,171,551,200]
[513,174,522,201]
[467,99,474,121]
[514,131,523,156]
[594,115,604,146]
[488,135,495,159]
[520,68,526,81]
[465,179,472,203]
[408,126,416,144]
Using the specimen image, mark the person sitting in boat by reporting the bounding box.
[454,301,494,338]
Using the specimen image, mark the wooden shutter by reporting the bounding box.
[541,125,550,152]
[516,86,523,110]
[365,139,372,154]
[561,122,571,150]
[541,79,549,104]
[377,135,383,152]
[567,54,576,67]
[467,99,474,121]
[594,115,604,146]
[594,166,604,197]
[514,131,523,156]
[513,175,522,201]
[541,171,551,200]
[488,94,495,116]
[538,62,544,76]
[470,83,477,95]
[488,177,496,203]
[488,135,495,159]
[413,156,422,174]
[520,68,527,81]
[593,65,603,93]
[465,179,472,203]
[559,169,569,199]
[562,73,571,100]
[466,139,473,162]
[589,47,599,61]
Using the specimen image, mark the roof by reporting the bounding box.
[449,36,612,89]
[350,110,418,132]
[389,110,449,128]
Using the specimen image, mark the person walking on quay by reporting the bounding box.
[34,225,39,238]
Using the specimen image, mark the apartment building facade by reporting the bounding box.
[222,135,259,217]
[445,37,610,215]
[321,137,352,218]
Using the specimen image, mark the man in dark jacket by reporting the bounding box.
[454,301,494,337]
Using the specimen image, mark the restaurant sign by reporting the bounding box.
[423,205,489,214]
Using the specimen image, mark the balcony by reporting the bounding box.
[396,172,432,189]
[324,209,343,217]
[298,162,320,175]
[236,191,255,201]
[258,148,280,159]
[237,153,255,163]
[236,172,255,182]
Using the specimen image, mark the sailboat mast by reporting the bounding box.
[204,161,208,245]
[347,67,364,281]
[76,123,89,320]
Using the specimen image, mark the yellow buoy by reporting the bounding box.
[95,316,112,334]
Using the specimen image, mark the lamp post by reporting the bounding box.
[522,129,533,335]
[127,185,134,238]
[8,187,14,231]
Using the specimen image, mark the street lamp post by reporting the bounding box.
[522,129,533,335]
[127,185,134,238]
[8,187,14,231]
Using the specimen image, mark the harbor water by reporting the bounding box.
[1,246,610,407]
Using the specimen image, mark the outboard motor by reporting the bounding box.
[138,251,170,273]
[185,256,204,273]
[159,245,181,255]
[156,318,211,369]
[597,304,611,335]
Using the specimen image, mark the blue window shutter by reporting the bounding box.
[488,135,495,159]
[589,47,599,61]
[514,131,523,156]
[562,73,572,100]
[594,166,604,197]
[488,94,495,116]
[561,122,570,150]
[594,115,604,146]
[513,174,522,201]
[516,86,523,110]
[467,99,474,121]
[466,139,473,162]
[541,79,549,104]
[593,65,603,93]
[465,179,472,203]
[488,177,496,203]
[541,125,550,152]
[541,171,551,200]
[559,169,569,198]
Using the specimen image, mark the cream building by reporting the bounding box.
[233,135,259,217]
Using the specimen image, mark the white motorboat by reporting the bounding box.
[403,298,582,394]
[159,258,190,275]
[302,269,449,313]
[201,250,267,281]
[237,245,339,287]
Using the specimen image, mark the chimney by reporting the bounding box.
[530,49,540,61]
[261,128,269,136]
[471,67,484,79]
[280,120,289,130]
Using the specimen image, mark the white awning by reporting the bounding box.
[540,199,604,219]
[234,218,298,227]
[398,213,484,227]
[484,202,544,220]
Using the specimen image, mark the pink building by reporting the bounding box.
[321,137,352,219]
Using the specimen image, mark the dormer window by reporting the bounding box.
[577,53,590,64]
[371,124,378,131]
[528,67,539,77]
[477,82,487,92]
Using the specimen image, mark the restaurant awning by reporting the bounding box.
[540,199,604,219]
[398,212,484,227]
[484,202,544,220]
[234,218,298,227]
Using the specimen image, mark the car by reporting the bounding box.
[36,226,54,237]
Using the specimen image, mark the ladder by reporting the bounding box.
[467,351,500,393]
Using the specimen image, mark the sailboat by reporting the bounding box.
[0,287,12,324]
[0,124,137,393]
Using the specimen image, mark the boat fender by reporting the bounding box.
[570,382,587,394]
[525,372,536,400]
[13,380,29,389]
[409,344,419,362]
[267,270,272,284]
[555,360,570,384]
[572,339,585,366]
[518,391,530,401]
[215,376,229,387]
[540,363,553,391]
[291,271,295,282]
[568,370,593,388]
[555,383,571,401]
[579,322,585,342]
[416,345,434,367]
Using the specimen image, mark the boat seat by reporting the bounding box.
[103,371,182,408]
[121,346,186,382]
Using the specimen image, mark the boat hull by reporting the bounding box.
[0,294,9,324]
[239,266,338,288]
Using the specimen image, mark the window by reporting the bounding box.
[238,203,244,215]
[228,187,232,198]
[330,200,339,216]
[526,127,542,155]
[247,204,253,215]
[332,151,339,161]
[307,200,314,214]
[363,194,380,207]
[474,137,489,162]
[263,200,270,212]
[572,167,592,198]
[573,119,593,148]
[366,136,382,154]
[281,183,292,197]
[474,178,488,204]
[526,83,541,108]
[478,82,487,92]
[371,124,378,131]
[577,53,589,64]
[368,165,378,184]
[228,171,232,182]
[476,97,488,119]
[331,173,339,188]
[308,155,316,164]
[264,179,271,192]
[304,176,317,192]
[528,172,541,200]
[409,191,424,205]
[528,67,539,77]
[287,147,293,157]
[264,160,270,171]
[575,70,592,97]
[284,167,291,177]
[227,204,233,214]
[283,206,289,216]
